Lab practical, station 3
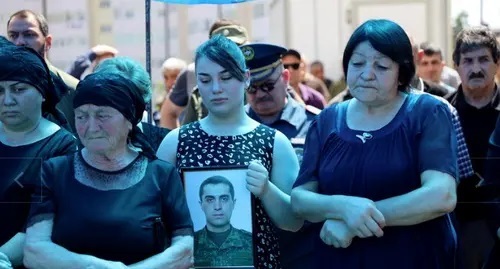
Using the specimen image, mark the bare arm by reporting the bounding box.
[376,170,457,226]
[291,182,351,223]
[156,128,180,165]
[159,96,184,129]
[0,233,24,267]
[128,236,193,269]
[24,219,124,269]
[256,132,303,231]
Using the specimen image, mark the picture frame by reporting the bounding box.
[181,165,255,269]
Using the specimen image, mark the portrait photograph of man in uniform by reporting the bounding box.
[182,168,254,268]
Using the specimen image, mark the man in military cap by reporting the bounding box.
[240,42,318,268]
[194,176,253,267]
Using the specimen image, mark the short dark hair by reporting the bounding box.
[283,49,301,60]
[419,42,443,60]
[7,10,49,37]
[310,60,324,69]
[195,34,247,82]
[453,26,500,66]
[342,19,415,92]
[199,175,235,201]
[208,19,240,37]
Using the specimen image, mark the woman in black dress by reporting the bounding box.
[0,37,77,269]
[23,69,193,268]
[157,35,302,269]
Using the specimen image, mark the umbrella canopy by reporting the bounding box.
[153,0,254,4]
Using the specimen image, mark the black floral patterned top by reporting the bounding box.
[176,121,281,269]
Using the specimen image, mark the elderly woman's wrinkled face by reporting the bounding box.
[75,104,132,153]
[346,41,400,105]
[196,56,247,116]
[0,81,43,130]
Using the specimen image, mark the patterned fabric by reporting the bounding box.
[451,109,475,180]
[194,226,253,267]
[177,121,281,269]
[74,152,148,190]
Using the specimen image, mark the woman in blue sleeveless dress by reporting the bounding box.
[291,19,458,269]
[157,35,302,269]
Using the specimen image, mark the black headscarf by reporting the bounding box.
[73,71,156,160]
[0,36,67,127]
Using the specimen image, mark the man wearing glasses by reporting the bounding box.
[241,43,318,269]
[282,49,326,109]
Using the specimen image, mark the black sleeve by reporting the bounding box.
[293,119,322,188]
[168,69,190,107]
[161,164,194,237]
[53,130,79,156]
[484,114,500,184]
[25,157,66,228]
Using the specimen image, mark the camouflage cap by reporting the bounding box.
[210,25,249,46]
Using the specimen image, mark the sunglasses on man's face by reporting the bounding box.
[246,75,281,94]
[283,63,300,70]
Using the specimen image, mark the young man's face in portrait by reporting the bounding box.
[200,183,235,232]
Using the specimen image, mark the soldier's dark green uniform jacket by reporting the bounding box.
[194,226,253,267]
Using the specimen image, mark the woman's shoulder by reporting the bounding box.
[312,100,349,131]
[405,92,451,121]
[407,91,447,110]
[43,153,74,173]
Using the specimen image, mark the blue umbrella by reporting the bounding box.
[153,0,254,4]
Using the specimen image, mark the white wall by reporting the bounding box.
[265,0,453,81]
[268,0,287,47]
[46,0,90,70]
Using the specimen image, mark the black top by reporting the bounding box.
[0,129,77,245]
[141,122,170,152]
[169,68,196,107]
[447,86,500,223]
[176,122,281,269]
[447,85,500,175]
[27,152,193,265]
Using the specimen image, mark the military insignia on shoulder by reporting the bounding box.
[305,105,321,115]
[241,46,254,61]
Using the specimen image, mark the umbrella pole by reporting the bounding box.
[145,0,153,125]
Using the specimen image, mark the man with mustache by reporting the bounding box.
[7,10,79,133]
[194,176,252,267]
[446,26,500,269]
[241,43,318,269]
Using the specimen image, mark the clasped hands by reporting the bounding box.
[0,252,12,269]
[320,197,386,248]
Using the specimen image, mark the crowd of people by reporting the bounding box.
[0,8,499,269]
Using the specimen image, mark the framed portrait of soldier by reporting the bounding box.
[181,165,255,269]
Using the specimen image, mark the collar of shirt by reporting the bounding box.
[246,94,306,129]
[453,83,500,112]
[298,83,314,102]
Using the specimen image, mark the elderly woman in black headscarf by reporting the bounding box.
[0,36,77,269]
[93,56,170,151]
[23,69,194,269]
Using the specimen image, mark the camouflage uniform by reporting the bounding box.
[194,226,253,267]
